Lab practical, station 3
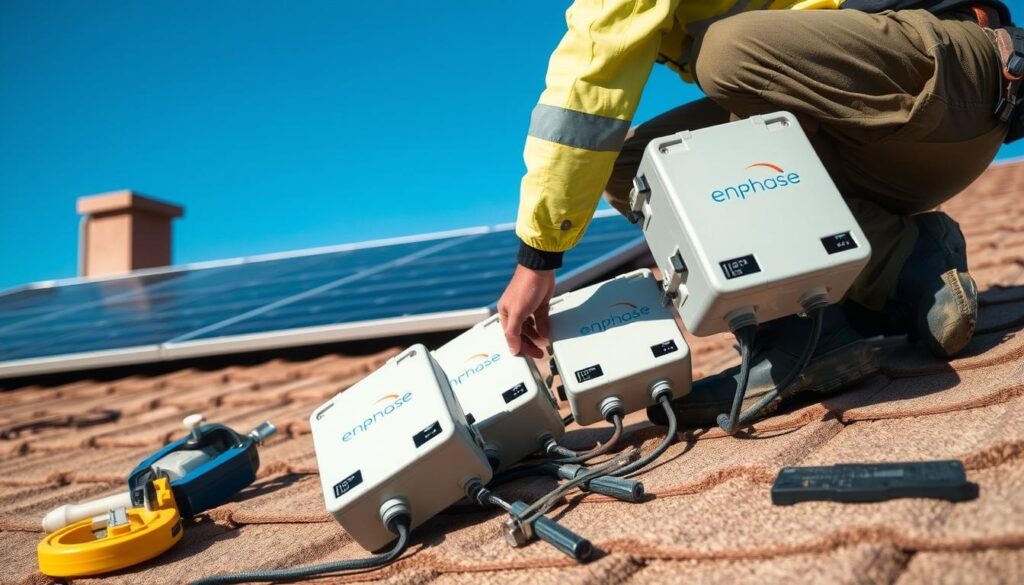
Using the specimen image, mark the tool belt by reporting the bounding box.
[992,26,1024,143]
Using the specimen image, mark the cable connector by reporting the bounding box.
[726,307,758,334]
[554,464,645,502]
[799,290,830,314]
[505,501,593,561]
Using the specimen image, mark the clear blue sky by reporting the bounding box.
[2,1,1022,292]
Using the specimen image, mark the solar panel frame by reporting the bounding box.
[0,211,644,378]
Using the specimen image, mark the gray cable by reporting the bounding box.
[189,517,410,585]
[517,451,635,525]
[718,304,826,435]
[716,326,756,435]
[546,413,624,464]
[610,395,676,478]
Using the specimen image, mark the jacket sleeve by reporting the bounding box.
[516,0,679,268]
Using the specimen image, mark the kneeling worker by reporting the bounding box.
[498,0,1021,426]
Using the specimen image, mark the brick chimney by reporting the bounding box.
[77,191,184,277]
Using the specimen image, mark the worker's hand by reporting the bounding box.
[498,265,555,358]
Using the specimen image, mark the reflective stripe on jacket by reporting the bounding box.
[516,0,843,256]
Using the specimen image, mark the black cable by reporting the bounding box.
[482,491,514,513]
[610,395,676,478]
[466,481,515,513]
[716,325,756,435]
[736,306,824,426]
[717,306,826,435]
[545,413,624,464]
[189,516,410,585]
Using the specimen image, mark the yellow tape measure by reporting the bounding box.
[38,477,183,577]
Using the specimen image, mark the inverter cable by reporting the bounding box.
[514,450,635,527]
[442,446,643,517]
[717,295,829,435]
[190,512,411,584]
[543,412,624,464]
[609,393,677,479]
[491,454,644,502]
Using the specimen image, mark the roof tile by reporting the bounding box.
[1,162,1023,584]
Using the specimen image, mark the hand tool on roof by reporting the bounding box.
[38,415,276,577]
[629,112,871,433]
[127,414,276,518]
[38,477,182,577]
[43,415,276,532]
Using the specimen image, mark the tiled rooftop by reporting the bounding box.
[2,161,1023,584]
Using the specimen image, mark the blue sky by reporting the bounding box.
[2,1,1022,292]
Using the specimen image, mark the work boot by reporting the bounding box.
[647,306,879,429]
[886,212,977,358]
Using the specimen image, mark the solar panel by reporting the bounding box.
[0,241,429,361]
[0,212,643,377]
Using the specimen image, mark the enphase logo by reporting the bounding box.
[746,162,785,173]
[710,161,802,203]
[579,301,652,335]
[341,392,413,442]
[449,352,502,387]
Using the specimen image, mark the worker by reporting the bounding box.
[498,0,1021,426]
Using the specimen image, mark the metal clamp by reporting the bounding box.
[662,250,687,305]
[627,175,650,224]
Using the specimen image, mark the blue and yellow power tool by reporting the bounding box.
[38,414,276,577]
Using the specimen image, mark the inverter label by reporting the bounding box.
[333,470,363,498]
[574,364,604,383]
[821,232,858,255]
[651,339,678,358]
[502,382,528,403]
[412,421,442,448]
[719,255,761,280]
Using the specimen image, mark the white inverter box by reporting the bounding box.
[548,269,692,425]
[631,112,871,336]
[310,344,491,551]
[434,314,565,471]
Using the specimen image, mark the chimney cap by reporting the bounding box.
[77,190,184,218]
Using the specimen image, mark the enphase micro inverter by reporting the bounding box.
[310,344,492,551]
[630,112,872,336]
[433,314,565,471]
[548,269,692,425]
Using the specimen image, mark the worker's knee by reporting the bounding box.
[695,13,768,105]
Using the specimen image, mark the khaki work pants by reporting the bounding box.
[605,9,1008,311]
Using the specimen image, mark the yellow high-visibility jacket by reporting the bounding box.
[516,0,843,265]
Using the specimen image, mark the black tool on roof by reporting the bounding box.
[770,460,978,505]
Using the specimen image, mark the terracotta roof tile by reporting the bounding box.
[896,549,1024,585]
[1,161,1023,583]
[629,545,909,585]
